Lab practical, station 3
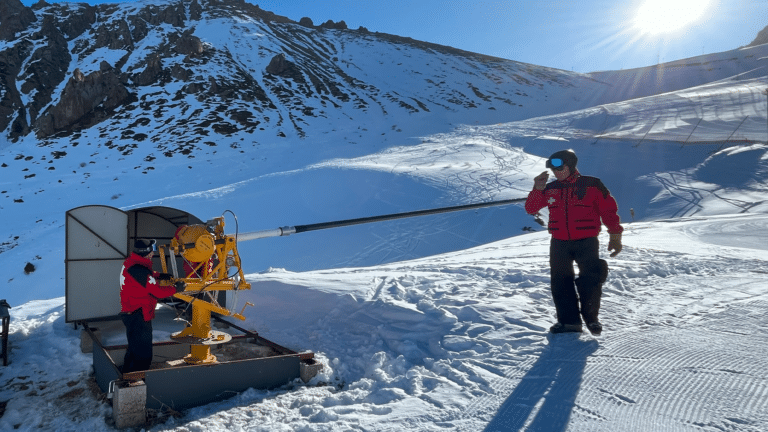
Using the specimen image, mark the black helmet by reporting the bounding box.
[546,149,578,171]
[133,239,156,255]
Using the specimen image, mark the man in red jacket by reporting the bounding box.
[525,150,623,336]
[119,239,177,373]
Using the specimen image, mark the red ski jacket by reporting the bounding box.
[525,171,623,241]
[120,252,176,321]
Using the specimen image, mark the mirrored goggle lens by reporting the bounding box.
[547,158,564,168]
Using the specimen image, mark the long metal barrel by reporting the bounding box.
[234,198,527,242]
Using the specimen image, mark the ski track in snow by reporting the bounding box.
[241,222,768,432]
[5,217,766,431]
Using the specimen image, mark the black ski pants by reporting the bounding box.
[120,309,154,373]
[549,237,607,326]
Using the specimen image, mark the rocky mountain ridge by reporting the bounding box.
[0,0,602,150]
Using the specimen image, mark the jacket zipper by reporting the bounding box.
[563,187,571,240]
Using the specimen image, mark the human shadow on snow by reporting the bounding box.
[483,335,598,432]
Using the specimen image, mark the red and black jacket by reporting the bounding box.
[525,171,623,241]
[120,253,176,321]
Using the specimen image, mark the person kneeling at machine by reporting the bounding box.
[119,239,185,373]
[525,150,623,336]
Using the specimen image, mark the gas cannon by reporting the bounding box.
[158,217,253,365]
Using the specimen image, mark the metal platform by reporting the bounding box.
[86,317,318,411]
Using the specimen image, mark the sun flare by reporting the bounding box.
[634,0,709,34]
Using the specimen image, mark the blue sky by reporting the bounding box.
[20,0,768,73]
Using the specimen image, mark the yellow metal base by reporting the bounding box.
[170,294,234,365]
[183,345,218,365]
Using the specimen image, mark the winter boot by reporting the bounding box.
[549,322,583,333]
[586,322,603,336]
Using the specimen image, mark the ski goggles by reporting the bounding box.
[546,158,566,171]
[134,239,157,255]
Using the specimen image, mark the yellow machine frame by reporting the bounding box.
[159,217,252,365]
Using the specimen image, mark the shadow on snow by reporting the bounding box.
[484,336,599,432]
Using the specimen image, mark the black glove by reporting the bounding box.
[173,281,186,293]
[157,273,173,281]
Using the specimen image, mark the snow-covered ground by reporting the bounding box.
[0,7,767,430]
[2,214,767,431]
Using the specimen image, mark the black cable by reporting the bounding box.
[223,210,239,243]
[222,210,245,289]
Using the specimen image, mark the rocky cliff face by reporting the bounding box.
[1,0,206,141]
[35,62,130,137]
[0,0,37,41]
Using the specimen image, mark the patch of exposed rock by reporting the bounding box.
[133,53,163,86]
[35,62,130,137]
[320,20,347,30]
[0,0,37,41]
[175,30,203,56]
[21,15,71,122]
[266,53,301,79]
[298,17,314,28]
[0,40,34,139]
[55,3,96,40]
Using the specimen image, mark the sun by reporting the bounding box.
[634,0,709,34]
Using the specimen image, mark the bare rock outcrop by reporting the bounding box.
[30,0,50,10]
[0,0,37,41]
[298,17,314,28]
[189,0,203,21]
[134,2,186,27]
[133,53,163,86]
[94,18,134,50]
[35,62,130,137]
[56,3,96,40]
[171,63,191,81]
[0,41,33,139]
[320,20,347,30]
[21,15,71,122]
[266,53,301,78]
[175,30,203,55]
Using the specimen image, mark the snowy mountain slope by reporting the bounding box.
[2,214,767,431]
[2,0,602,146]
[495,76,767,144]
[586,44,768,103]
[2,50,767,306]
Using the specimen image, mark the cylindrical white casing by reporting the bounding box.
[234,226,296,242]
